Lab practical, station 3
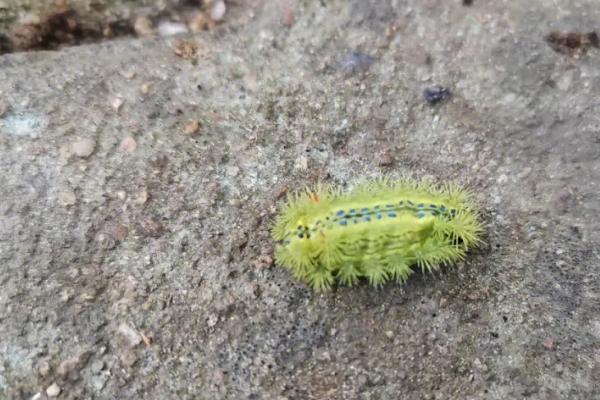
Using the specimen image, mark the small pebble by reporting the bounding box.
[543,337,555,350]
[385,330,394,339]
[134,16,154,37]
[245,282,261,298]
[254,254,274,269]
[108,223,129,242]
[118,323,142,348]
[57,352,90,378]
[210,0,227,21]
[207,313,219,327]
[140,82,151,95]
[357,374,369,387]
[120,136,137,153]
[378,151,393,166]
[158,21,188,37]
[46,382,61,397]
[183,119,200,135]
[188,12,214,32]
[91,373,108,391]
[318,351,331,361]
[111,97,124,112]
[71,138,96,158]
[59,189,77,206]
[439,297,448,308]
[134,189,149,205]
[38,360,50,377]
[423,86,451,104]
[294,155,308,171]
[95,232,117,250]
[385,24,398,38]
[137,217,164,238]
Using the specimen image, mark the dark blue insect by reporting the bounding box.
[423,86,451,104]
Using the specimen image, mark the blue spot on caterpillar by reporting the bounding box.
[272,178,484,291]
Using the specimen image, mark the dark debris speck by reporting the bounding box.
[423,86,451,104]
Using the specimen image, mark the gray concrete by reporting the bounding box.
[1,1,600,399]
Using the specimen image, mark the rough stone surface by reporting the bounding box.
[1,1,600,399]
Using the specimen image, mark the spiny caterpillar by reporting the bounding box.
[272,178,483,291]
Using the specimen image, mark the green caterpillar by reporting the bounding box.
[272,178,483,291]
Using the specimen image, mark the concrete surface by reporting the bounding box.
[1,0,600,399]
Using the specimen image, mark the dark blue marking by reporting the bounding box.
[349,209,356,214]
[361,207,370,213]
[339,220,347,226]
[431,210,439,216]
[297,225,302,230]
[418,203,424,208]
[416,211,426,218]
[388,212,397,218]
[298,233,304,238]
[376,213,383,220]
[336,210,345,217]
[430,204,437,208]
[363,215,371,222]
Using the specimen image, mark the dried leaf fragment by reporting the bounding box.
[546,31,599,55]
